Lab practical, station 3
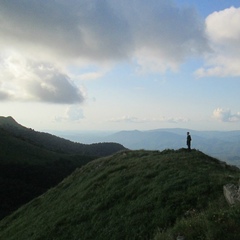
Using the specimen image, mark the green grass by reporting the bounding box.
[154,203,240,240]
[0,149,239,240]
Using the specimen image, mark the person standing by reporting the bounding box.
[186,132,192,151]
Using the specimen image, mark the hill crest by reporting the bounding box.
[0,116,21,127]
[1,149,239,240]
[0,116,126,157]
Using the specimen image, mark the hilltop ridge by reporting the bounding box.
[0,116,126,157]
[55,128,240,166]
[0,116,20,127]
[0,149,239,240]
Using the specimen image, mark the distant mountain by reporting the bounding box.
[103,129,184,149]
[0,149,239,240]
[0,116,126,157]
[0,116,126,220]
[55,128,240,167]
[101,128,240,166]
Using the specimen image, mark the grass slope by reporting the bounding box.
[0,149,240,240]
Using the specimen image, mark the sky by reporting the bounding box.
[0,0,240,132]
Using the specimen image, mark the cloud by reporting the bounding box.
[0,53,85,103]
[213,108,240,122]
[196,7,240,77]
[206,7,240,45]
[77,71,106,81]
[0,0,209,69]
[110,116,147,123]
[55,106,85,122]
[164,117,189,123]
[110,115,189,124]
[0,0,210,103]
[0,90,11,100]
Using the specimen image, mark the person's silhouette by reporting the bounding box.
[186,132,191,151]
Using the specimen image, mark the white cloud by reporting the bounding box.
[213,108,240,122]
[77,71,106,81]
[164,117,189,123]
[110,116,147,123]
[55,106,85,122]
[0,52,85,103]
[196,7,240,77]
[206,7,240,44]
[110,115,189,124]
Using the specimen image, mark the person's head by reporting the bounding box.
[187,132,190,135]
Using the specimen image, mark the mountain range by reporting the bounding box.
[55,128,240,167]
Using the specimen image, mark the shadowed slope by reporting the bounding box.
[0,116,126,157]
[0,116,125,220]
[0,127,95,219]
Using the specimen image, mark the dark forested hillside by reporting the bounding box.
[0,116,126,220]
[0,127,95,220]
[0,149,240,240]
[0,116,126,157]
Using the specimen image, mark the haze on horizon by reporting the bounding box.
[0,0,240,132]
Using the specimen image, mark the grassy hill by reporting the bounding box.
[0,116,126,220]
[0,149,239,240]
